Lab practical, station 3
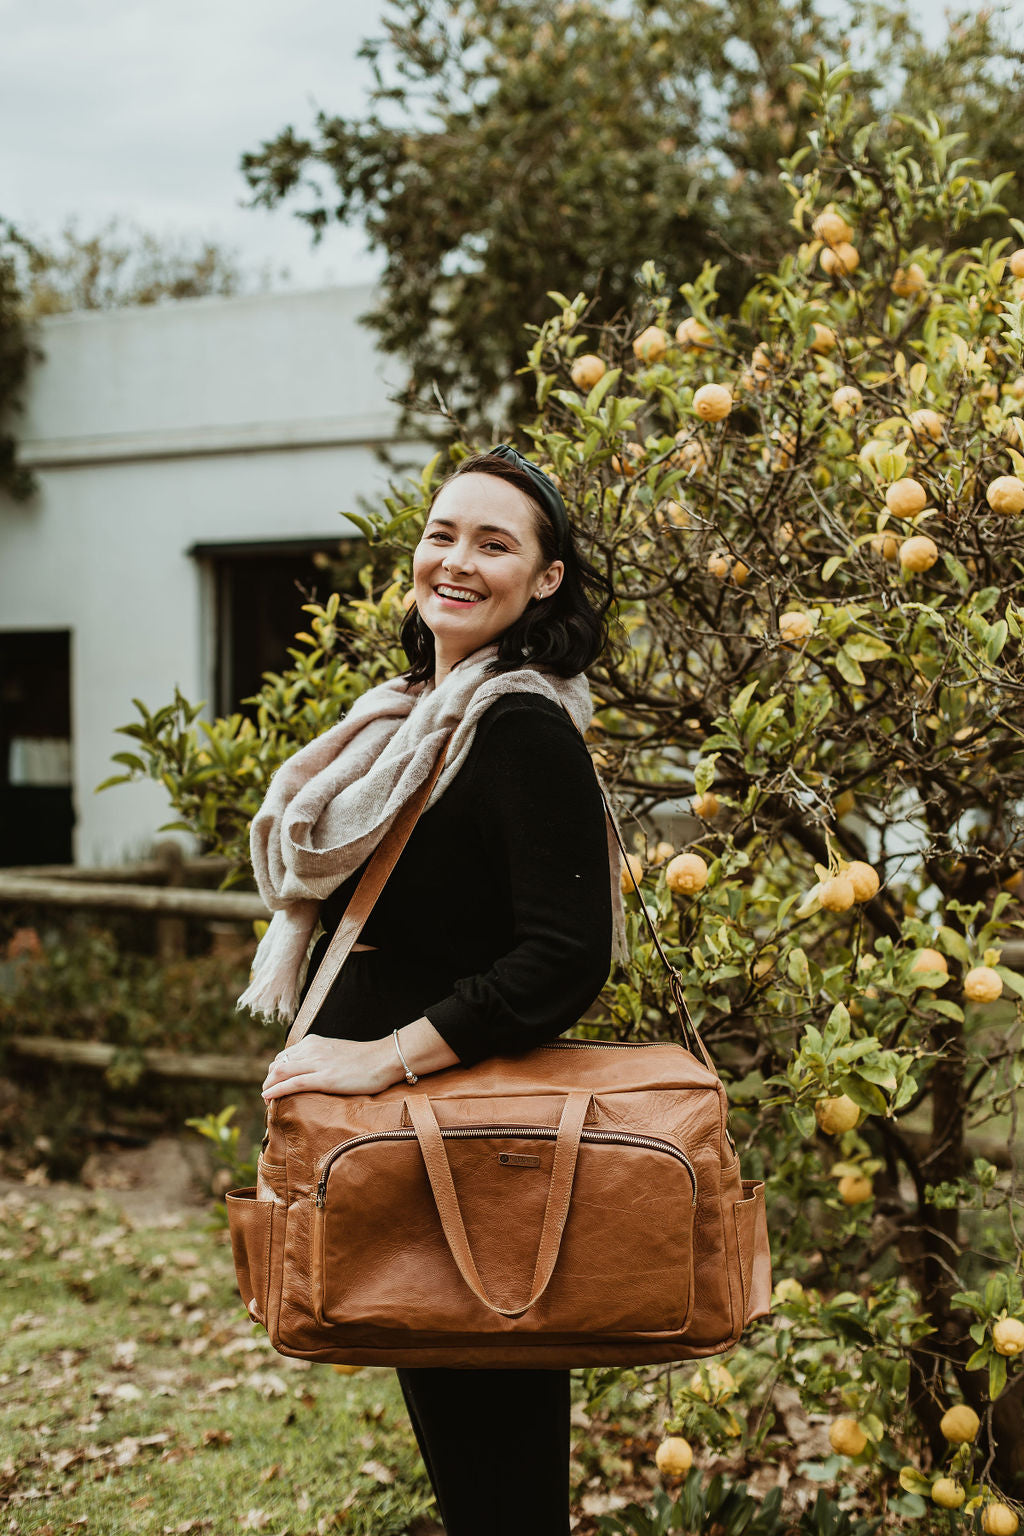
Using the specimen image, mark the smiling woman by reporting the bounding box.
[245,446,617,1536]
[400,448,611,686]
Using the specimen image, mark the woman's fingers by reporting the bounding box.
[263,1071,327,1102]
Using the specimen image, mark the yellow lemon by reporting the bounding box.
[570,354,606,391]
[707,553,731,581]
[666,853,709,894]
[813,206,854,245]
[1009,249,1024,279]
[691,791,720,819]
[885,478,928,517]
[676,316,712,349]
[837,1174,873,1205]
[402,588,418,611]
[940,1404,980,1443]
[815,1095,860,1134]
[811,322,837,354]
[673,434,711,473]
[906,407,944,443]
[660,498,691,529]
[931,1479,966,1509]
[620,853,644,896]
[330,1363,363,1375]
[992,1318,1024,1356]
[655,1436,693,1477]
[820,242,860,277]
[780,610,815,641]
[899,534,938,573]
[843,861,880,902]
[986,475,1024,514]
[831,385,863,416]
[963,965,1003,1002]
[828,1417,867,1455]
[982,1506,1019,1536]
[633,325,669,363]
[653,840,675,863]
[820,874,856,912]
[693,383,733,421]
[892,262,927,297]
[871,531,900,561]
[911,948,948,980]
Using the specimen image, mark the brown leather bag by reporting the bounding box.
[227,727,771,1368]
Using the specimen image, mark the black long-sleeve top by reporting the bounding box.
[300,692,613,1066]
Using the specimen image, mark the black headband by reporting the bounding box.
[488,443,570,555]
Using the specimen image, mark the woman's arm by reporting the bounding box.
[261,1016,459,1101]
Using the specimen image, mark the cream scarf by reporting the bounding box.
[238,643,628,1024]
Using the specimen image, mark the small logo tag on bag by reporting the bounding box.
[498,1152,540,1168]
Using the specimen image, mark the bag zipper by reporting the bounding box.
[542,1039,661,1049]
[314,1126,697,1208]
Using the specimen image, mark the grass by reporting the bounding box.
[0,1190,658,1536]
[0,1192,437,1536]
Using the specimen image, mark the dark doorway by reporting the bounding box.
[192,539,366,718]
[0,630,75,866]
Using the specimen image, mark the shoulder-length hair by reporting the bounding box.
[399,450,612,684]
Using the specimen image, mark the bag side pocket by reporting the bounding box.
[733,1179,771,1325]
[226,1187,275,1326]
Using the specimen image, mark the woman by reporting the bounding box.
[247,445,623,1536]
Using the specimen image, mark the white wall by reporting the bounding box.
[0,285,430,864]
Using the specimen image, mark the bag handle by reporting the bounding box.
[406,1090,591,1318]
[286,707,715,1072]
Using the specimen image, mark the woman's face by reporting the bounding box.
[412,473,564,671]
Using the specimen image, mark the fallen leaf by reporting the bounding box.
[358,1460,395,1485]
[202,1429,233,1448]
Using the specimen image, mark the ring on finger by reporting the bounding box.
[277,1049,291,1064]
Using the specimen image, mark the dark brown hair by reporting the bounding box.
[399,450,611,684]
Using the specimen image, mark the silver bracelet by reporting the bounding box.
[393,1028,419,1085]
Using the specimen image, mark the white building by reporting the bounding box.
[0,286,430,865]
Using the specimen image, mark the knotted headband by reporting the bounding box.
[489,443,571,555]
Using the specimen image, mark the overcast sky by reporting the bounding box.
[0,0,1015,296]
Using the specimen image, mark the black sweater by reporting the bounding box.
[304,692,613,1066]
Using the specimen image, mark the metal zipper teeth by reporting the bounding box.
[543,1039,659,1049]
[314,1126,696,1208]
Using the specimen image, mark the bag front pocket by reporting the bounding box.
[226,1187,276,1325]
[312,1124,696,1337]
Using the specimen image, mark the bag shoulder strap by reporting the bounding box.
[284,734,452,1047]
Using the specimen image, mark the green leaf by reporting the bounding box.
[836,648,866,685]
[995,965,1024,999]
[843,635,892,663]
[899,1467,933,1497]
[989,1351,1008,1400]
[937,926,971,964]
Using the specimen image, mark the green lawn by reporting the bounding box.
[0,1192,437,1536]
[0,1191,655,1536]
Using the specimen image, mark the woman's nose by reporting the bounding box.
[443,547,474,573]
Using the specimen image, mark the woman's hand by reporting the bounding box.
[262,1034,399,1102]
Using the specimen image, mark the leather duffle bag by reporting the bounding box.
[226,726,771,1369]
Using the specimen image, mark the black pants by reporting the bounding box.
[397,1367,571,1535]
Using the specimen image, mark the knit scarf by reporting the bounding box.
[238,643,629,1024]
